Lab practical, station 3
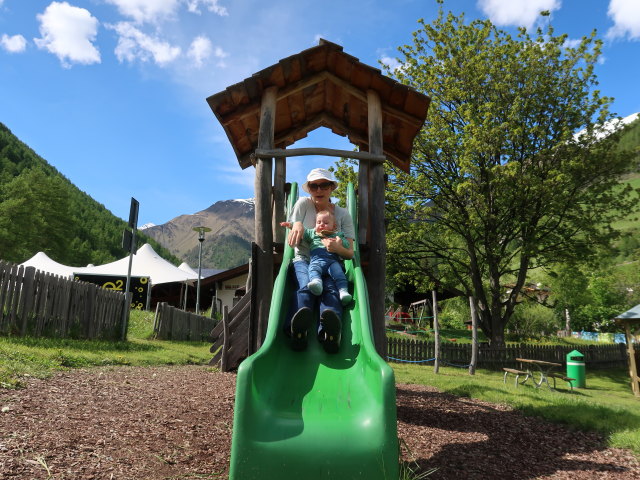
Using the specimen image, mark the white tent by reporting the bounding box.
[20,244,197,286]
[21,252,79,278]
[179,262,200,278]
[81,243,198,285]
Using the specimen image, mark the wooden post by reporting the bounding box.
[366,89,387,358]
[221,305,230,372]
[432,289,440,373]
[358,161,369,246]
[254,86,277,350]
[469,296,478,375]
[273,155,286,244]
[624,322,639,397]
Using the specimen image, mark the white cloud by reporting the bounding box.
[185,0,228,16]
[379,55,400,72]
[562,38,582,49]
[187,35,211,67]
[607,0,640,40]
[105,0,180,24]
[34,1,100,67]
[477,0,561,30]
[1,33,27,53]
[187,36,228,67]
[111,22,181,66]
[106,0,228,24]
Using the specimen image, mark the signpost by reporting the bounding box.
[121,198,139,340]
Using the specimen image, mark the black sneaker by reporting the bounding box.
[290,307,313,351]
[320,309,341,354]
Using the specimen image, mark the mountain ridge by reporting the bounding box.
[141,199,254,270]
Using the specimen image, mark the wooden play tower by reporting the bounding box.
[206,39,429,361]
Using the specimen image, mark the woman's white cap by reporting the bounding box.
[302,168,338,193]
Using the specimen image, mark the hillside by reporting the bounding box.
[141,199,254,270]
[0,122,179,266]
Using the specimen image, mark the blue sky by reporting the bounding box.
[1,0,639,227]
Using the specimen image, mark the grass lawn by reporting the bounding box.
[392,362,640,456]
[0,310,213,389]
[2,311,639,458]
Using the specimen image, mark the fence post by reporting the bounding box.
[221,306,230,372]
[469,296,478,375]
[432,290,440,374]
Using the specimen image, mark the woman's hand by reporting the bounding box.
[287,221,304,247]
[322,237,354,259]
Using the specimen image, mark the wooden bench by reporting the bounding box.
[547,372,576,391]
[503,368,531,387]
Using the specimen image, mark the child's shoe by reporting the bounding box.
[319,309,341,354]
[290,307,312,351]
[308,278,323,295]
[339,289,352,305]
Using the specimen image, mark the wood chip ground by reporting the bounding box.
[1,366,638,479]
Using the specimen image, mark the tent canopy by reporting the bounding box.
[80,244,198,285]
[21,244,198,285]
[21,251,80,278]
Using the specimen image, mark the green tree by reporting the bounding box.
[382,8,637,345]
[0,167,70,262]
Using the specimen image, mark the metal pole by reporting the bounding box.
[192,226,210,316]
[196,235,203,315]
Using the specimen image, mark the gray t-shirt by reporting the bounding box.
[289,197,355,263]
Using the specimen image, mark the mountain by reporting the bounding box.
[141,199,254,270]
[0,122,180,266]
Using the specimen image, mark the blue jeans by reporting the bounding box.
[285,259,342,335]
[308,248,348,292]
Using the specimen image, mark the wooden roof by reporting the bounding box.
[206,39,430,172]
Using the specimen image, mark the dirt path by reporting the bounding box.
[0,366,638,479]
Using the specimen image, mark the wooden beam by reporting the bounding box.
[273,155,286,244]
[220,72,330,127]
[322,71,424,127]
[219,70,422,136]
[367,89,387,357]
[254,147,386,163]
[253,86,277,350]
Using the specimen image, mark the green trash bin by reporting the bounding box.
[566,350,586,388]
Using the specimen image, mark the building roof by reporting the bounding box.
[202,263,249,285]
[616,304,640,323]
[206,39,430,172]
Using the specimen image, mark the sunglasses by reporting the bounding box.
[307,181,334,191]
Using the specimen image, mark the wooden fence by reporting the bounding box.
[387,337,628,370]
[153,302,217,341]
[0,261,126,340]
[209,292,251,371]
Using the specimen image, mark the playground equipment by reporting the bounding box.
[205,39,430,478]
[229,183,398,479]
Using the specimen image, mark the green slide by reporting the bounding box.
[229,183,398,480]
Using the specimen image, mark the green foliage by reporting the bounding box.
[543,262,640,332]
[509,302,559,338]
[378,8,638,345]
[0,122,179,266]
[438,297,470,329]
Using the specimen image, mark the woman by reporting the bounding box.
[285,168,355,353]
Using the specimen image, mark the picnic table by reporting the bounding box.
[503,358,576,391]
